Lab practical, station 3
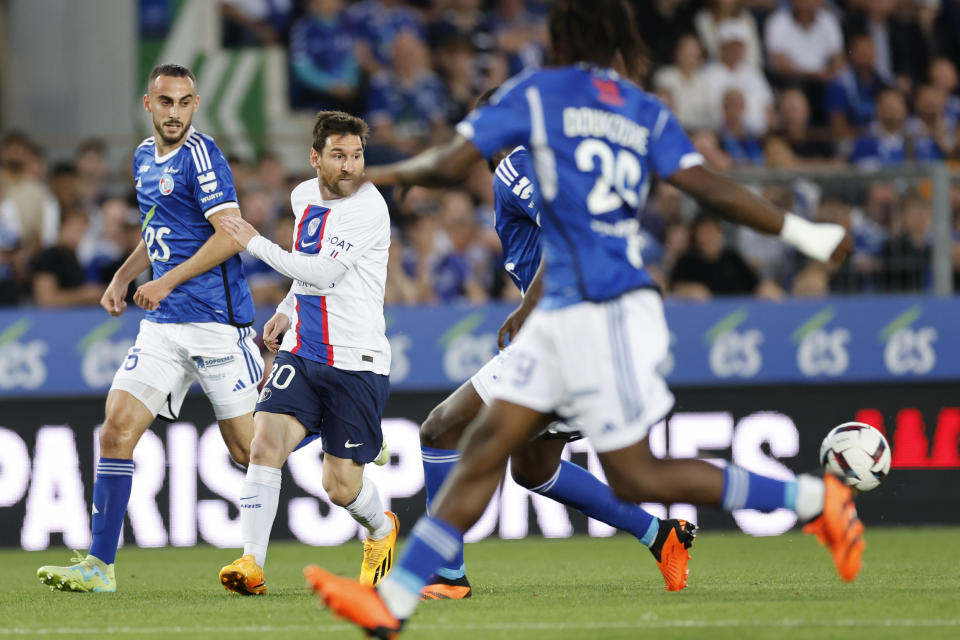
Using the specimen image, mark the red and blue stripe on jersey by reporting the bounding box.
[291,204,334,365]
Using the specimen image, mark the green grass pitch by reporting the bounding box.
[3,528,959,639]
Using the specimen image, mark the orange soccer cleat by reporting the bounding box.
[648,518,697,591]
[219,554,267,595]
[305,566,404,639]
[803,474,865,582]
[420,574,472,600]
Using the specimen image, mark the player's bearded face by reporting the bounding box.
[144,75,198,146]
[316,134,365,198]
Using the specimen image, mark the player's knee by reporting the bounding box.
[227,440,250,467]
[323,477,358,507]
[420,404,461,448]
[99,416,142,456]
[249,430,283,467]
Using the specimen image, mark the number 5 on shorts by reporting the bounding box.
[124,347,142,371]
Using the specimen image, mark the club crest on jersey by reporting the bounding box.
[308,217,321,236]
[158,173,175,196]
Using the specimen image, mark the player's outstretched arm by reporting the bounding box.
[498,256,545,349]
[102,240,150,316]
[133,209,244,311]
[668,165,853,265]
[365,135,483,188]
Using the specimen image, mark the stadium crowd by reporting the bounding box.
[3,0,960,309]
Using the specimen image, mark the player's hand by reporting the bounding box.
[219,215,259,249]
[133,279,173,312]
[262,312,290,354]
[828,231,855,267]
[101,279,128,316]
[498,304,533,350]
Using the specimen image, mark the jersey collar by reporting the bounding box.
[154,126,196,164]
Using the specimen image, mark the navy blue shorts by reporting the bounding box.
[256,351,390,463]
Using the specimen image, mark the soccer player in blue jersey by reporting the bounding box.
[306,1,863,634]
[418,94,694,602]
[38,64,262,593]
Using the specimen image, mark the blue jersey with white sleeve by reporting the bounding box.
[457,65,703,309]
[493,146,542,295]
[133,127,253,326]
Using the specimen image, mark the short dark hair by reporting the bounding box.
[148,64,197,90]
[312,111,369,152]
[548,0,648,80]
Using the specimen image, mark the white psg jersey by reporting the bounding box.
[249,179,391,375]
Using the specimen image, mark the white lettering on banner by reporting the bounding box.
[21,427,90,550]
[668,413,734,526]
[709,330,763,378]
[0,341,47,389]
[797,329,850,377]
[365,419,426,506]
[388,334,411,383]
[167,423,198,546]
[443,333,498,381]
[82,339,135,388]
[884,327,937,375]
[287,444,357,546]
[0,427,30,506]
[197,424,244,547]
[93,426,168,549]
[731,413,798,535]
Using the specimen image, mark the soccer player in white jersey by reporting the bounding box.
[37,64,262,593]
[305,1,866,635]
[216,111,396,596]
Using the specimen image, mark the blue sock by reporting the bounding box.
[88,457,134,564]
[531,460,660,547]
[420,446,465,579]
[721,464,793,513]
[388,516,464,596]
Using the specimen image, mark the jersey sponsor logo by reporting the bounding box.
[191,355,236,369]
[200,191,224,203]
[158,174,175,196]
[326,236,353,251]
[591,77,625,107]
[197,171,219,194]
[163,166,180,174]
[138,163,151,174]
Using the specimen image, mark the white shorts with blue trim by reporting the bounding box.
[110,319,263,421]
[488,289,674,453]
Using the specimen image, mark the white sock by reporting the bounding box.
[240,463,282,567]
[345,477,392,539]
[794,474,826,521]
[378,575,421,620]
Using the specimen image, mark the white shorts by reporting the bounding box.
[110,320,264,421]
[489,289,675,453]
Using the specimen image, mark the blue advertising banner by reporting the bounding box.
[0,295,957,397]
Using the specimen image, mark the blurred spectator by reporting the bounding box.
[790,261,830,297]
[251,151,289,216]
[735,185,792,282]
[220,0,292,47]
[385,227,419,305]
[486,0,548,76]
[633,0,697,69]
[433,36,483,125]
[718,89,764,165]
[49,162,81,213]
[347,0,426,74]
[764,0,844,123]
[74,138,109,207]
[400,210,442,303]
[238,189,289,305]
[226,154,254,199]
[0,132,59,252]
[844,0,929,95]
[817,194,885,293]
[703,19,774,135]
[826,33,890,140]
[849,89,918,168]
[653,35,715,131]
[907,84,956,159]
[0,180,22,305]
[93,204,146,302]
[428,0,497,59]
[877,192,932,292]
[929,57,960,127]
[366,31,450,155]
[670,213,767,300]
[690,130,734,171]
[694,0,762,68]
[31,208,104,307]
[288,0,363,113]
[776,88,834,160]
[432,190,489,304]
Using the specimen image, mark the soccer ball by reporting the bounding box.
[819,422,891,492]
